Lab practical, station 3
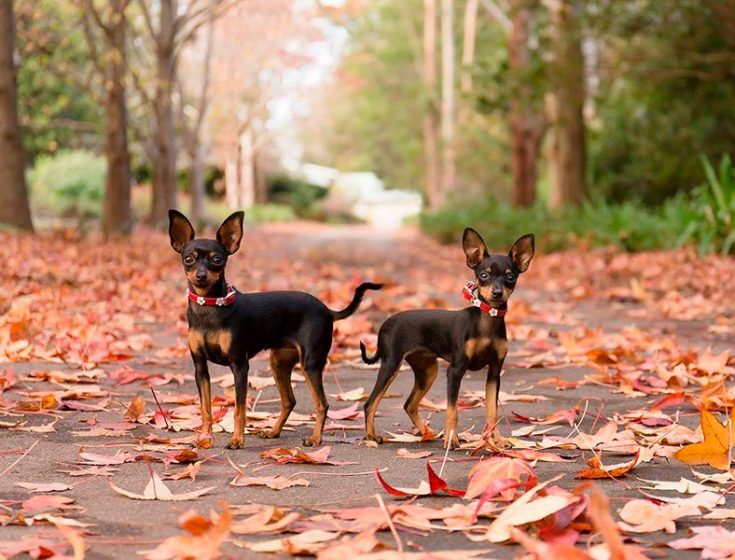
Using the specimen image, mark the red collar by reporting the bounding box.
[462,281,507,317]
[187,285,237,307]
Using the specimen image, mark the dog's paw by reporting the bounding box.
[363,434,384,445]
[257,430,280,439]
[302,436,321,447]
[225,438,245,450]
[195,434,213,449]
[443,435,460,450]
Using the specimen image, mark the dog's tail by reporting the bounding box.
[360,340,380,364]
[329,282,383,321]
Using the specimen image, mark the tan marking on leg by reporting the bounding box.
[188,330,204,353]
[227,401,246,449]
[264,348,299,438]
[302,370,328,446]
[404,354,438,437]
[196,377,213,449]
[365,367,400,441]
[444,404,459,449]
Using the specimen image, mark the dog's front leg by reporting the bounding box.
[192,353,213,449]
[226,361,249,449]
[445,363,468,449]
[484,358,510,449]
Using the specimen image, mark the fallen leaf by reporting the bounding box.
[15,482,72,493]
[123,395,145,422]
[143,501,231,560]
[230,474,309,491]
[675,408,734,470]
[109,471,214,501]
[668,526,735,559]
[617,498,700,533]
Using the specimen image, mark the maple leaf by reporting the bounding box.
[675,408,734,470]
[109,471,214,501]
[375,465,460,499]
[464,457,536,500]
[142,502,231,560]
[468,476,578,543]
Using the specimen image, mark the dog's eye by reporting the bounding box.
[478,272,489,281]
[505,272,516,283]
[183,255,195,266]
[211,256,223,266]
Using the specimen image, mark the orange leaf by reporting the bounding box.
[674,408,734,470]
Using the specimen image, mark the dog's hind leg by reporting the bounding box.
[404,352,439,439]
[363,355,402,444]
[260,347,300,439]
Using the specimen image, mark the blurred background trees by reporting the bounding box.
[0,0,734,252]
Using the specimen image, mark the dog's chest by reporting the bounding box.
[188,328,233,363]
[464,336,507,370]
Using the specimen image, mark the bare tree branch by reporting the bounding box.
[479,0,511,33]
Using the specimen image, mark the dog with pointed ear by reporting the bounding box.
[167,208,383,451]
[360,227,535,450]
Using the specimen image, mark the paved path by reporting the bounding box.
[0,223,733,559]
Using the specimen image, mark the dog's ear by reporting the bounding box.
[216,211,244,254]
[509,233,535,272]
[168,210,195,253]
[462,227,488,269]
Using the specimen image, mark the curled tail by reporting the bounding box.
[360,341,380,364]
[329,281,383,321]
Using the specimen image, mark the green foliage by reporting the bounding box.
[421,196,695,253]
[268,174,327,218]
[680,154,735,255]
[588,0,735,203]
[245,204,297,224]
[15,0,101,160]
[30,150,106,219]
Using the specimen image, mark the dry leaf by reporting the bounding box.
[109,471,214,501]
[674,408,734,470]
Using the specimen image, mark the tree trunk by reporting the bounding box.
[460,0,478,93]
[545,0,586,208]
[102,0,132,237]
[150,0,178,226]
[238,126,255,208]
[509,0,542,207]
[0,0,33,231]
[423,0,441,210]
[189,142,205,225]
[440,0,456,198]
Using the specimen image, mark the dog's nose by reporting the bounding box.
[492,288,503,299]
[195,271,208,282]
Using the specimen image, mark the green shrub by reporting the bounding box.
[420,195,697,253]
[679,154,735,255]
[31,150,106,219]
[268,174,327,218]
[245,204,297,223]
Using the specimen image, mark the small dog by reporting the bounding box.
[168,210,382,449]
[360,228,534,449]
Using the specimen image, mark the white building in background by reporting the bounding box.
[296,165,423,229]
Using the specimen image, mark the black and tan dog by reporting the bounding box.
[360,228,534,449]
[169,210,382,449]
